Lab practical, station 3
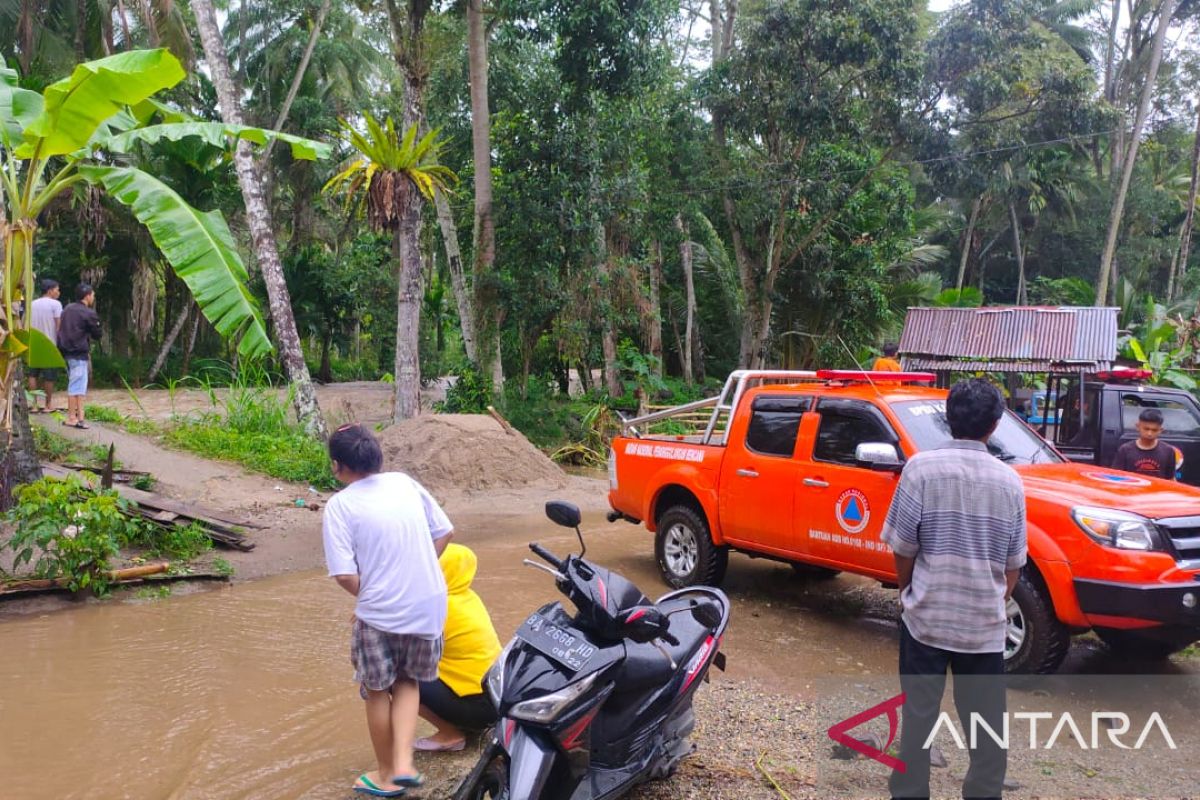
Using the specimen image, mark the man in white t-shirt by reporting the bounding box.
[323,423,453,797]
[27,279,63,413]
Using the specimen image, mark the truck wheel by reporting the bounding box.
[791,563,841,580]
[1095,628,1196,661]
[1005,572,1071,674]
[655,505,728,588]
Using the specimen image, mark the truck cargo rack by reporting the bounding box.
[620,370,820,444]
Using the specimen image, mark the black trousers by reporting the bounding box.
[419,678,497,732]
[890,624,1007,800]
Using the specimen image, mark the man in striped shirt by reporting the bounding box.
[882,379,1026,800]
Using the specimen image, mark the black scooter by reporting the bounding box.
[454,501,730,800]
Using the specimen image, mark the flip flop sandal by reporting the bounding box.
[392,773,425,788]
[415,737,466,752]
[353,774,405,797]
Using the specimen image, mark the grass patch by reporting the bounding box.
[84,404,124,424]
[134,584,172,600]
[161,379,334,489]
[165,418,333,487]
[212,557,235,577]
[33,426,75,462]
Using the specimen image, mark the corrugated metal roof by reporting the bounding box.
[898,306,1118,373]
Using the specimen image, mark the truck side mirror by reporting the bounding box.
[855,442,903,471]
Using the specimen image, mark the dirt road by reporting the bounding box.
[5,414,1199,798]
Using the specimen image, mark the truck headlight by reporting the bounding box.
[608,447,618,491]
[1071,507,1160,551]
[486,639,516,707]
[509,670,601,724]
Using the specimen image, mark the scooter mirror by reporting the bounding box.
[545,500,582,529]
[690,600,722,629]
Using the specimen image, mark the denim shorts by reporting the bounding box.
[66,358,89,396]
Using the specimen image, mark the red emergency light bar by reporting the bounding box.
[816,370,937,384]
[1095,368,1152,382]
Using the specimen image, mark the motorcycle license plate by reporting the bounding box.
[515,612,597,673]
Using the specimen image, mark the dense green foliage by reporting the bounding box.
[5,476,146,595]
[4,0,1200,410]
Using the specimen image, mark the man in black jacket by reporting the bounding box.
[57,283,102,429]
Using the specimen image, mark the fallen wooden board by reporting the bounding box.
[41,462,265,529]
[39,462,257,551]
[0,567,230,599]
[0,563,170,594]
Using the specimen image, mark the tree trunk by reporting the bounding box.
[956,196,982,291]
[139,0,160,45]
[319,331,333,383]
[260,0,332,166]
[433,189,476,362]
[114,0,132,47]
[1172,104,1200,303]
[147,301,191,383]
[598,225,621,398]
[1009,201,1028,305]
[182,311,201,375]
[647,239,663,377]
[6,363,43,491]
[192,0,327,440]
[467,0,501,392]
[1097,0,1176,304]
[393,190,424,422]
[675,214,697,384]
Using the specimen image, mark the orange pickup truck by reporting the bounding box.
[606,370,1200,673]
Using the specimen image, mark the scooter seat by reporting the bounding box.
[616,606,712,694]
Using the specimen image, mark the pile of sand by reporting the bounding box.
[376,413,569,496]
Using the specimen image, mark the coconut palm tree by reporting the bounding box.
[324,113,456,421]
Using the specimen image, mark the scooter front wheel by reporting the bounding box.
[457,755,509,800]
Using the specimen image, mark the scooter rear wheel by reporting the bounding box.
[460,757,508,800]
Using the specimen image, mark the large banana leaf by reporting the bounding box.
[17,329,67,369]
[78,164,272,359]
[18,49,186,158]
[105,121,331,161]
[0,61,44,144]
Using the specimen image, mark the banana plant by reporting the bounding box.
[0,49,329,431]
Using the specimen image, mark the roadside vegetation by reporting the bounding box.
[2,476,214,596]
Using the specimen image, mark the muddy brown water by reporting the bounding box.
[2,511,1196,799]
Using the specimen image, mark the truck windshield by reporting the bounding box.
[892,400,1063,465]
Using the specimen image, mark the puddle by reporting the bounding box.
[1,509,1194,798]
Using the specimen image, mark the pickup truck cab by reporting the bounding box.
[1037,371,1200,485]
[607,370,1200,673]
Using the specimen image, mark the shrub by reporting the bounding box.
[435,365,492,414]
[5,476,148,595]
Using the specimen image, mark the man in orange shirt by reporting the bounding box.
[872,343,902,372]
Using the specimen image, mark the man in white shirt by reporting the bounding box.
[323,423,454,797]
[27,279,63,413]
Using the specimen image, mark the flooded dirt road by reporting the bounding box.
[3,509,1198,799]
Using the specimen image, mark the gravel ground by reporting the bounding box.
[407,675,1195,800]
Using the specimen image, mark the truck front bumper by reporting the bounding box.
[1074,578,1200,626]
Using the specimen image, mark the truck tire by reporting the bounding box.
[1005,572,1071,674]
[655,505,728,588]
[1094,628,1196,661]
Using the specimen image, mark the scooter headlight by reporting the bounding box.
[486,639,516,707]
[509,670,601,724]
[1071,506,1160,551]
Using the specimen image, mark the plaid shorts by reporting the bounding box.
[351,619,443,694]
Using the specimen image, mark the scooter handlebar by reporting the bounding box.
[528,542,563,571]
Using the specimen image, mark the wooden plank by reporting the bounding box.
[40,463,263,529]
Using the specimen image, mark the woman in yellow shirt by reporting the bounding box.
[417,543,502,751]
